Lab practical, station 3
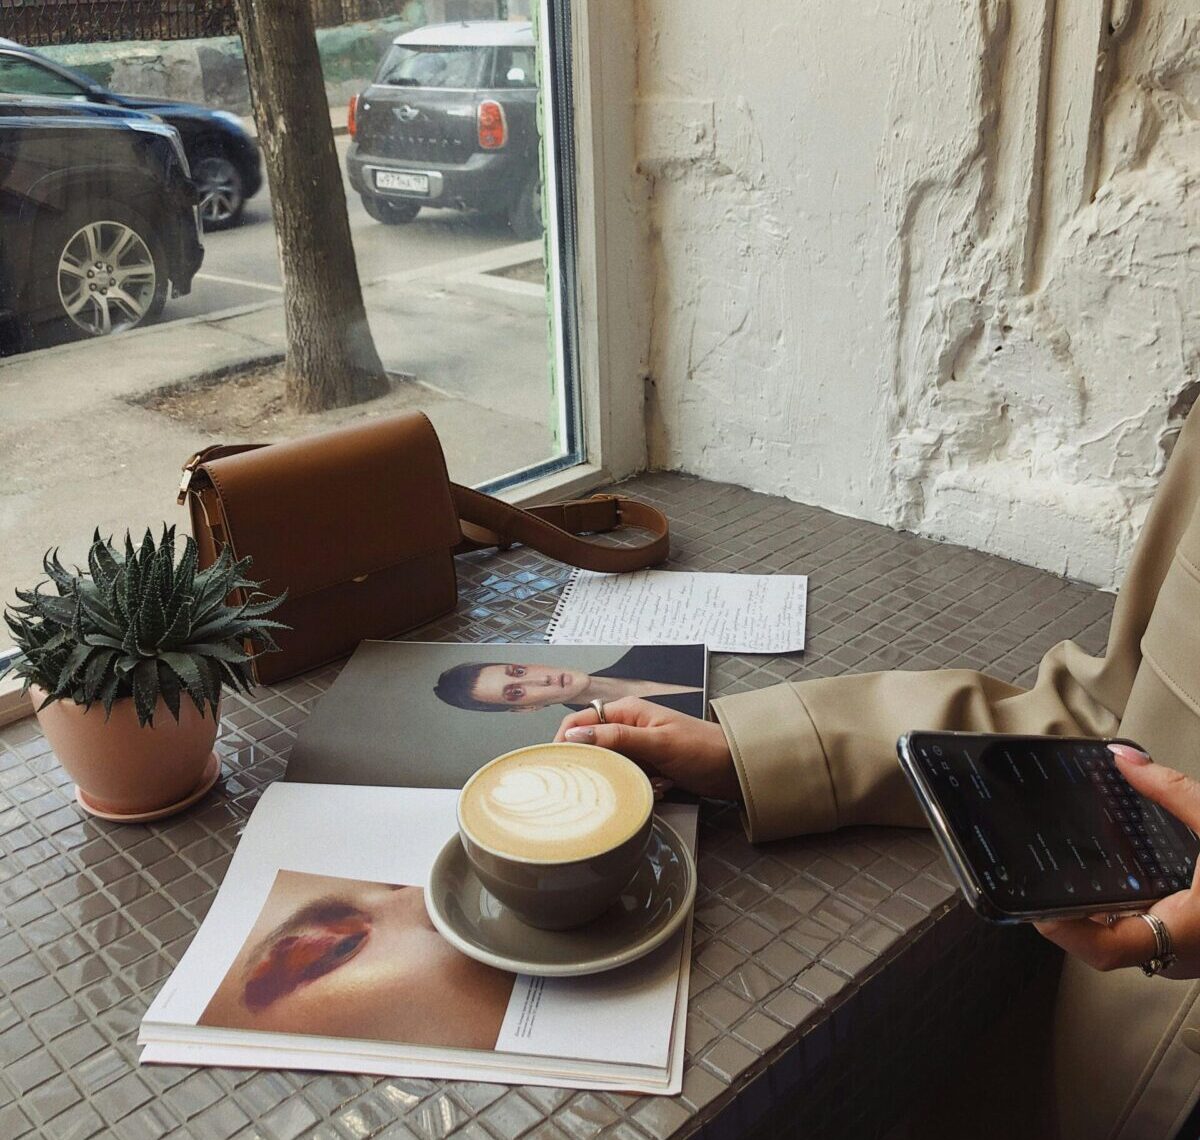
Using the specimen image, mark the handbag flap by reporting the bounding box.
[197,412,461,601]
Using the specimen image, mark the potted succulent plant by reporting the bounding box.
[2,527,287,822]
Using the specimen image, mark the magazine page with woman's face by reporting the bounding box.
[139,783,697,1091]
[197,869,514,1051]
[284,642,708,788]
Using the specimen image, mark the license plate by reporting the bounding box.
[375,170,429,194]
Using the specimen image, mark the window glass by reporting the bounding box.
[0,56,86,97]
[0,2,583,614]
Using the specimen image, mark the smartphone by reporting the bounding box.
[896,731,1200,923]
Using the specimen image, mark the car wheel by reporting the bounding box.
[194,153,245,230]
[44,202,168,338]
[361,194,421,224]
[508,177,543,240]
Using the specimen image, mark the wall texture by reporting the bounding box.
[636,0,1199,589]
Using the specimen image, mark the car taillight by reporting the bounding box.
[348,93,359,140]
[478,100,507,149]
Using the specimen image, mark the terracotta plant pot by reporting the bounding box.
[31,685,221,821]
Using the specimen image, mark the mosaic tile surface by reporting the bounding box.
[0,473,1114,1139]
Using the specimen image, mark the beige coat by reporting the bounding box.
[710,399,1200,1140]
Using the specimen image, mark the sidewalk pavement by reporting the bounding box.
[0,242,552,602]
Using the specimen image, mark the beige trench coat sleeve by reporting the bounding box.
[711,401,1200,845]
[711,667,1108,840]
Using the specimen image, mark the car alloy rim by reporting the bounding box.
[57,221,156,336]
[195,157,241,224]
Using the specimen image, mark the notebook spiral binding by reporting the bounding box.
[545,568,583,641]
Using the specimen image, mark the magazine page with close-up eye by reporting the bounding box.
[138,784,697,1093]
[284,640,709,789]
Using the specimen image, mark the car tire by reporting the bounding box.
[508,176,543,240]
[35,199,169,340]
[361,194,421,224]
[193,151,246,230]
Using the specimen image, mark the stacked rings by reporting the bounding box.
[1139,913,1177,977]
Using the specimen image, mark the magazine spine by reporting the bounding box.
[545,569,582,641]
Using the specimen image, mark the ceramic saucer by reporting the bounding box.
[76,751,221,822]
[425,817,697,977]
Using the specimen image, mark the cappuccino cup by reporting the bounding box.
[457,742,654,930]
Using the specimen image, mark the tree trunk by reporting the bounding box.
[232,0,389,412]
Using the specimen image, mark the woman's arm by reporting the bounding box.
[712,669,1030,839]
[559,651,1122,842]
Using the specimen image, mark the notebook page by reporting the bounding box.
[547,570,807,653]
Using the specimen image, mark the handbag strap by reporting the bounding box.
[180,445,669,573]
[452,483,669,573]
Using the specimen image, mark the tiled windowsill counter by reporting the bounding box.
[0,473,1113,1140]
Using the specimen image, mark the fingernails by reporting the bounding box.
[1109,743,1151,766]
[565,727,595,743]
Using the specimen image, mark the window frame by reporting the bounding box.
[491,0,647,508]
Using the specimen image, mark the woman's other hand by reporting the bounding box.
[554,698,741,802]
[1035,744,1200,978]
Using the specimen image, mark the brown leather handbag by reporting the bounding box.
[177,412,669,684]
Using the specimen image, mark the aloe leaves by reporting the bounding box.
[1,526,288,727]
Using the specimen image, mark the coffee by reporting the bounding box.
[459,743,652,863]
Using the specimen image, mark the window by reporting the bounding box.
[0,55,86,98]
[0,1,599,644]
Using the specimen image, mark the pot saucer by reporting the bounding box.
[76,751,222,823]
[425,816,696,977]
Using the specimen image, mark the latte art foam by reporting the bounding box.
[482,763,618,843]
[460,744,652,861]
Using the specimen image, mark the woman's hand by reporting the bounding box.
[1035,744,1200,978]
[554,698,741,802]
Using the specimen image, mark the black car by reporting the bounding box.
[0,97,204,346]
[346,21,541,238]
[0,39,262,230]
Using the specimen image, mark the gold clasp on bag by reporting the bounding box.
[177,453,204,505]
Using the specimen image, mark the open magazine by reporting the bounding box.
[139,642,707,1093]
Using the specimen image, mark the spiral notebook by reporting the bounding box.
[546,569,808,653]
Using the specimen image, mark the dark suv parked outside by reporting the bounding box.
[346,21,542,238]
[0,97,204,347]
[0,39,262,230]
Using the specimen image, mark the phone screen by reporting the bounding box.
[907,733,1200,914]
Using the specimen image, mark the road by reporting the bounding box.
[171,134,527,323]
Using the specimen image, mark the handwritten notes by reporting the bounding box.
[547,570,807,654]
